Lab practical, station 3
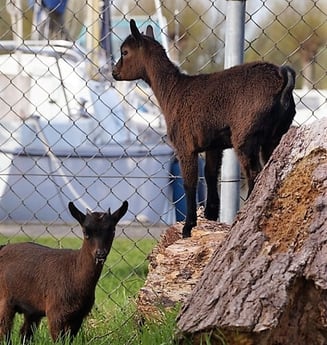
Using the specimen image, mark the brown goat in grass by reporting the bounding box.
[0,201,128,343]
[112,19,296,238]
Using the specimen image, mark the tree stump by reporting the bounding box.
[137,218,229,319]
[177,118,327,344]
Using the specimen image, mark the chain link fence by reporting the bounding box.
[0,0,326,341]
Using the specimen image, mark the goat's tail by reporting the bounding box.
[279,66,296,110]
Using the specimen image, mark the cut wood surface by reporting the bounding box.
[177,118,327,344]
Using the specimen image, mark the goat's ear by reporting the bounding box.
[110,201,128,224]
[145,25,154,39]
[130,19,142,41]
[68,202,86,225]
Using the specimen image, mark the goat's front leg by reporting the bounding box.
[64,316,84,340]
[204,149,222,221]
[20,314,41,343]
[48,312,69,342]
[179,153,198,238]
[48,312,83,343]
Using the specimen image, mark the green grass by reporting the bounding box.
[84,303,180,345]
[97,238,155,310]
[0,235,183,344]
[2,303,181,345]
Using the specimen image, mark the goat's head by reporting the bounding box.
[68,201,128,265]
[112,19,156,82]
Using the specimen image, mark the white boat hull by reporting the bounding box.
[0,143,174,224]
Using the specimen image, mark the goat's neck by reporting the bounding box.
[144,52,181,117]
[74,243,103,285]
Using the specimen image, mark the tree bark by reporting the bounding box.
[177,118,327,344]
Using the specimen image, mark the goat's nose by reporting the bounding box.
[95,249,107,258]
[112,66,121,80]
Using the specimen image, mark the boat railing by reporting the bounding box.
[0,40,85,63]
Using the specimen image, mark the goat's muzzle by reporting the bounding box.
[112,70,121,81]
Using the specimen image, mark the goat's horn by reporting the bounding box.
[107,208,111,216]
[86,208,92,215]
[145,25,154,39]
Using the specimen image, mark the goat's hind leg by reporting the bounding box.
[238,152,261,199]
[204,149,222,221]
[234,139,262,198]
[0,300,15,344]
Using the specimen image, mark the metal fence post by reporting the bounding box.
[220,0,246,224]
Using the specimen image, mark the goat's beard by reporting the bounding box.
[95,257,106,265]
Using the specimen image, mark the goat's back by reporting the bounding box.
[174,62,294,148]
[0,242,76,265]
[0,242,77,301]
[178,62,284,115]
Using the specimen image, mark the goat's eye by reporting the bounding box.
[122,50,128,57]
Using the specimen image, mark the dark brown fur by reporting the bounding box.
[0,201,128,343]
[112,19,296,237]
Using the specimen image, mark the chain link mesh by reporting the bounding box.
[0,0,326,342]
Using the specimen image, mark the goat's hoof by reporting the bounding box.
[182,231,191,238]
[182,224,194,238]
[246,189,253,200]
[204,205,219,220]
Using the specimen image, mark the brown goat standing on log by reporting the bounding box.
[0,201,128,343]
[112,19,296,238]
